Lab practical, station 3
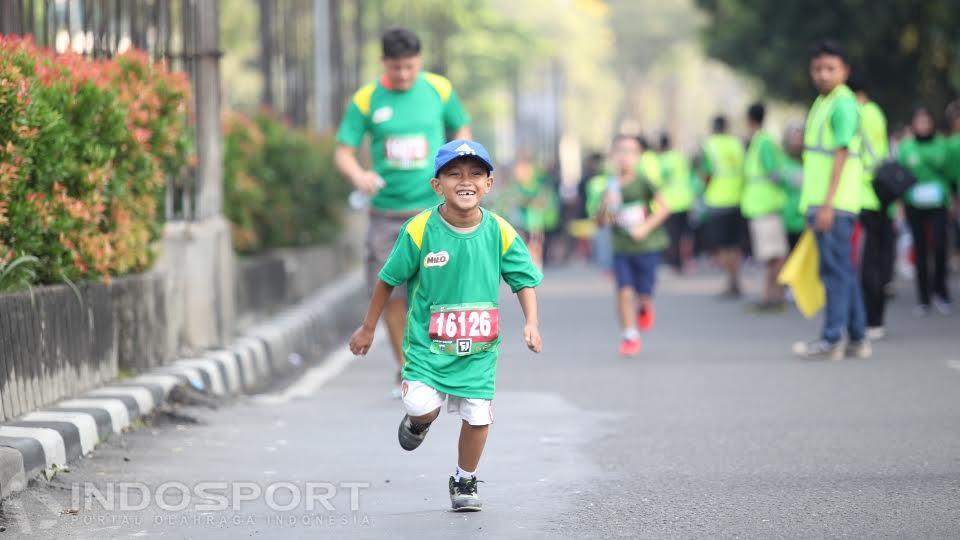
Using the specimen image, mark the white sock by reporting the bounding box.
[454,465,476,481]
[622,327,640,341]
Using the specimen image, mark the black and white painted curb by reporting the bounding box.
[0,270,364,500]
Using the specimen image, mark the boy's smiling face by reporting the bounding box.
[431,157,493,212]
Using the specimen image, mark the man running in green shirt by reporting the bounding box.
[849,73,894,338]
[793,40,869,360]
[742,102,788,311]
[699,115,746,298]
[336,28,472,391]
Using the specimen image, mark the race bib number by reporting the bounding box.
[428,303,500,356]
[615,202,647,230]
[910,183,944,208]
[385,134,429,170]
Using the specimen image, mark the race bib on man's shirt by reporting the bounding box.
[428,303,500,356]
[385,134,429,169]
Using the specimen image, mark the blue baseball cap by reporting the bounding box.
[433,139,494,177]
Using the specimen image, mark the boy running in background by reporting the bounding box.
[597,136,671,356]
[349,139,543,512]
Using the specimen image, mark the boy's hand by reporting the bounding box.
[630,223,651,241]
[349,324,375,356]
[523,323,542,353]
[814,205,834,232]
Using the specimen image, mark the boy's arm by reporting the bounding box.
[516,287,542,353]
[349,280,395,355]
[631,189,671,240]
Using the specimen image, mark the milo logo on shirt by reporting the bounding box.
[424,251,450,268]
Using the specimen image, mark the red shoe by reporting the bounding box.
[637,304,656,331]
[619,338,642,356]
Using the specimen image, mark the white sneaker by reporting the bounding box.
[866,326,886,340]
[932,297,952,316]
[792,340,844,361]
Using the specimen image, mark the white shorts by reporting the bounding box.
[401,380,493,426]
[749,214,788,262]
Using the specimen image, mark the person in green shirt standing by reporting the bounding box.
[336,28,472,392]
[848,74,894,338]
[741,103,788,311]
[596,135,671,357]
[699,115,746,298]
[792,40,869,360]
[778,122,807,251]
[658,133,696,274]
[897,105,952,315]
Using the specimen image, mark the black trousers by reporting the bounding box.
[860,209,895,327]
[905,206,951,306]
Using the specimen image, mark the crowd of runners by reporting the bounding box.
[338,27,959,512]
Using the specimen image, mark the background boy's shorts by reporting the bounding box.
[705,207,744,250]
[366,212,413,299]
[749,214,789,262]
[401,380,493,426]
[613,252,661,295]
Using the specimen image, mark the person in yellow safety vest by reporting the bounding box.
[638,135,664,186]
[658,133,696,273]
[792,40,870,360]
[699,115,746,298]
[848,73,893,340]
[741,103,788,311]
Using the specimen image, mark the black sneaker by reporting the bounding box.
[397,415,431,451]
[449,475,483,512]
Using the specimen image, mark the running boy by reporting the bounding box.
[597,135,671,356]
[349,139,543,512]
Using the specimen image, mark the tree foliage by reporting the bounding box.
[696,0,960,125]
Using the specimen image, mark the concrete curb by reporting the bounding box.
[0,269,364,500]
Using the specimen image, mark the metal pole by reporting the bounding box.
[192,0,223,221]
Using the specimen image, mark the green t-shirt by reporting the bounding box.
[741,130,785,218]
[945,134,960,190]
[659,150,695,212]
[609,176,669,254]
[777,154,806,234]
[859,100,889,211]
[897,136,951,208]
[829,94,859,148]
[336,72,471,212]
[378,206,542,399]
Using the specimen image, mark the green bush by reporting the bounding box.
[0,36,191,289]
[223,111,349,254]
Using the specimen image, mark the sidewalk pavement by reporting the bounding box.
[0,270,365,500]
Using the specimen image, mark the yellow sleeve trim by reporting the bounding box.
[352,83,377,116]
[423,72,453,103]
[404,210,433,250]
[491,213,518,255]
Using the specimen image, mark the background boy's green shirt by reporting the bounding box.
[659,150,695,212]
[859,100,889,211]
[336,73,470,212]
[700,134,745,209]
[778,154,806,234]
[741,130,785,218]
[897,136,950,208]
[612,176,669,254]
[378,207,542,400]
[947,134,960,187]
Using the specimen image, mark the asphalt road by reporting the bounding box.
[3,264,960,539]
